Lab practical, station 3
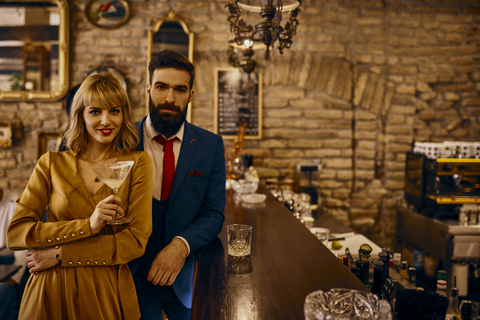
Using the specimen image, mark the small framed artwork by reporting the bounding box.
[0,121,12,148]
[214,68,262,139]
[38,132,63,159]
[85,0,130,29]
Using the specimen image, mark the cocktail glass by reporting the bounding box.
[92,161,134,225]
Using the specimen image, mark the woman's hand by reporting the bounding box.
[90,195,123,234]
[26,246,62,274]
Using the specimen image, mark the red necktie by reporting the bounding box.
[154,135,175,201]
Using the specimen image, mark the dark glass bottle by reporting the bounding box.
[378,251,394,301]
[359,243,373,290]
[460,300,472,320]
[446,276,460,320]
[372,260,385,299]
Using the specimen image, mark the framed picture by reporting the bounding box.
[214,68,262,139]
[38,132,63,159]
[0,121,12,148]
[85,0,130,29]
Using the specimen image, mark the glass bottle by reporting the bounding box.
[400,260,409,279]
[436,270,447,297]
[408,267,416,286]
[460,300,472,320]
[372,260,385,299]
[359,243,373,290]
[378,251,394,302]
[393,252,402,273]
[446,276,460,320]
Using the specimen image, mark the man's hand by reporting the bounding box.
[147,238,188,286]
[26,246,62,274]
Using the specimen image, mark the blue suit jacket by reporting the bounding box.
[134,117,226,308]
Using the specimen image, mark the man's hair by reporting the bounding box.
[148,50,195,90]
[63,71,140,156]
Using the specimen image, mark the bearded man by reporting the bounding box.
[132,50,226,319]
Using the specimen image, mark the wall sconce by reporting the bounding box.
[225,0,301,60]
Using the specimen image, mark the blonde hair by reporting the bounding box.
[63,71,140,156]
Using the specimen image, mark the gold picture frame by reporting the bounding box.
[38,131,62,158]
[0,121,13,148]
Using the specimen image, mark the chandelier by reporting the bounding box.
[225,0,301,60]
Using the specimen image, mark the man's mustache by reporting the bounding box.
[156,103,181,113]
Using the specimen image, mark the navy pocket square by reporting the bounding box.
[189,170,203,177]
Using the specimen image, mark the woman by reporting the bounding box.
[7,72,153,320]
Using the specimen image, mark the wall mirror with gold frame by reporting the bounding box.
[0,0,69,102]
[146,10,193,122]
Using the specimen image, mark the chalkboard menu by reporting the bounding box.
[214,68,262,139]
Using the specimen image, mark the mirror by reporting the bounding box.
[0,0,69,102]
[146,10,194,121]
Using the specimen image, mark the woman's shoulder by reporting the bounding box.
[122,151,152,165]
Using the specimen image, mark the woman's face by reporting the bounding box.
[83,98,123,148]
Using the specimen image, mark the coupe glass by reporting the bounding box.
[92,161,134,225]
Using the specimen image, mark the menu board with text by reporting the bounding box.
[214,68,262,139]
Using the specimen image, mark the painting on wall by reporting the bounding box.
[85,0,130,29]
[38,131,62,158]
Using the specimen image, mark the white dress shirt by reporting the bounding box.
[143,115,190,256]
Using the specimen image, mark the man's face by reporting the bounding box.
[147,67,194,137]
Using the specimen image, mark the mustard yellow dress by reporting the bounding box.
[7,150,153,320]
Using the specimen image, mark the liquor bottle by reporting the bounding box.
[393,252,402,273]
[378,251,394,301]
[436,270,447,297]
[400,260,409,279]
[460,300,472,320]
[343,255,350,269]
[408,267,416,285]
[359,243,373,290]
[351,265,362,282]
[446,276,460,320]
[372,260,385,299]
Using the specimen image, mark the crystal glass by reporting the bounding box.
[304,289,392,320]
[227,224,253,257]
[92,161,134,225]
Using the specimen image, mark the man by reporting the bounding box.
[132,50,226,319]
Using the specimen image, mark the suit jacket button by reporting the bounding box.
[68,261,73,265]
[47,239,52,244]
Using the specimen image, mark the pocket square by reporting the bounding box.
[189,170,203,177]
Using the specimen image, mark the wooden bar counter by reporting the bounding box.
[192,185,367,320]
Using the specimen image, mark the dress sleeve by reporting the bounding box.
[7,152,153,267]
[59,152,153,266]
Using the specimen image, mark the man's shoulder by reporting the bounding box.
[186,122,221,141]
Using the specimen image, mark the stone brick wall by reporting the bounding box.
[1,0,479,248]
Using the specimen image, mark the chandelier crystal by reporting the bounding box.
[226,0,301,60]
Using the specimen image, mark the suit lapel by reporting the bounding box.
[135,117,146,152]
[169,122,198,203]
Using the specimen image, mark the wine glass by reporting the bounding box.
[91,161,134,225]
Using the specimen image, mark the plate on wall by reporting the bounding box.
[86,0,130,29]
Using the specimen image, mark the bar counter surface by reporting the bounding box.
[192,185,367,320]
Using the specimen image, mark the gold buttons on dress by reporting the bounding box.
[47,239,52,243]
[77,261,82,265]
[71,233,76,238]
[54,245,59,249]
[80,231,85,236]
[68,261,73,265]
[86,261,90,265]
[56,237,61,241]
[94,261,99,265]
[63,235,68,240]
[102,261,106,265]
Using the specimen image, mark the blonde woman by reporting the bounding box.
[7,72,153,320]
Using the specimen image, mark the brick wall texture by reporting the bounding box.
[1,0,480,248]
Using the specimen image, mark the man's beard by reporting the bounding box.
[149,95,188,137]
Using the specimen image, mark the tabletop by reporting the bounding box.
[192,185,367,320]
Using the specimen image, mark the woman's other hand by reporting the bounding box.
[26,246,62,274]
[90,195,123,234]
